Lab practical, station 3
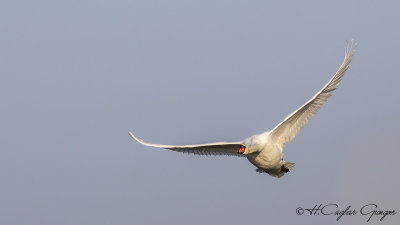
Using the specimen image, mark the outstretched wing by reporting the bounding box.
[270,41,356,147]
[129,132,246,157]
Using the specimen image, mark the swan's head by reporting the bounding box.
[238,146,246,155]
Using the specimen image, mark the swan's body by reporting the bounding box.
[129,42,356,178]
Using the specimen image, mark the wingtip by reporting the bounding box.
[345,39,357,57]
[128,131,140,142]
[128,131,158,147]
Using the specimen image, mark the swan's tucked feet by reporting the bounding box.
[281,165,290,173]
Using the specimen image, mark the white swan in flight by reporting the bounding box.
[129,41,356,178]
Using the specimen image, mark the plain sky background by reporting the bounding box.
[1,1,399,225]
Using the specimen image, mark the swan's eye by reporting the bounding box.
[238,146,246,154]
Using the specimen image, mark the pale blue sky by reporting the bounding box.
[1,1,399,225]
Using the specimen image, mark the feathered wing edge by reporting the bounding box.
[269,40,357,146]
[129,132,246,157]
